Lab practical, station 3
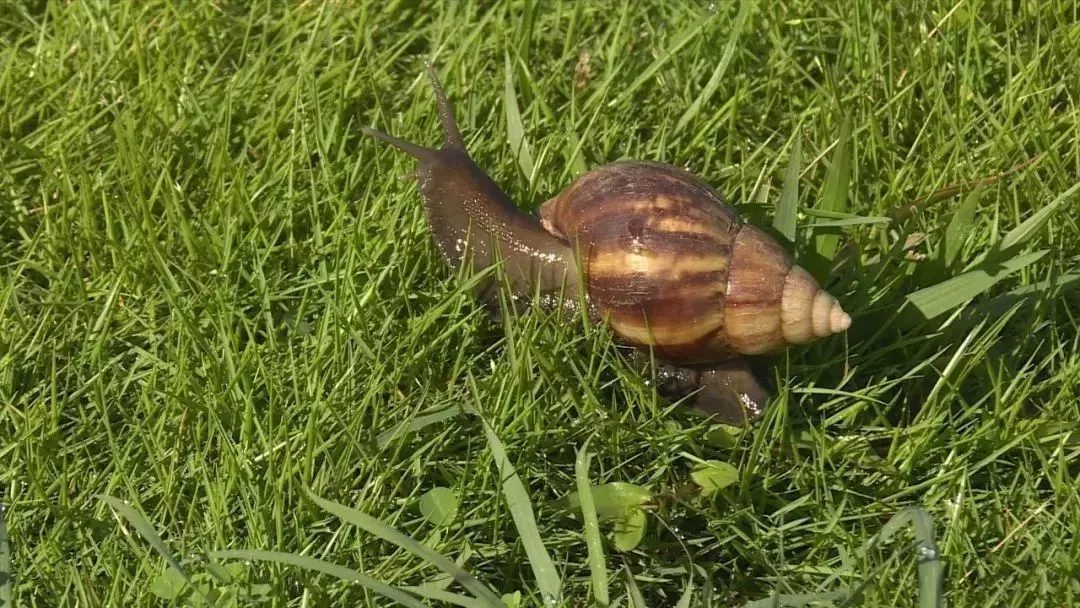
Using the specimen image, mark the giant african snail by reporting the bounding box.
[361,62,851,424]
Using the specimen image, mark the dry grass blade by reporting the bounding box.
[888,154,1045,222]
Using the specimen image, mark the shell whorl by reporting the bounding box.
[540,161,850,362]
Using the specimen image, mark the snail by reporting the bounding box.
[361,63,851,424]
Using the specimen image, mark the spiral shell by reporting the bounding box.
[539,161,850,363]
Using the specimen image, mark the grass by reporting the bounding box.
[2,0,1080,605]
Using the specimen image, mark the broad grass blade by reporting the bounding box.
[574,438,609,606]
[814,118,853,260]
[870,507,943,608]
[996,180,1080,253]
[805,216,890,228]
[904,250,1048,320]
[403,584,489,608]
[675,0,755,133]
[774,131,801,243]
[624,566,647,608]
[739,590,851,607]
[941,187,982,268]
[481,420,563,604]
[0,504,10,608]
[563,121,588,177]
[97,496,194,588]
[305,491,505,608]
[503,52,535,181]
[209,549,431,608]
[376,406,463,448]
[673,570,694,608]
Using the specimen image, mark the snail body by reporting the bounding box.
[362,63,850,424]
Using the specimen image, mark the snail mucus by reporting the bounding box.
[362,63,851,425]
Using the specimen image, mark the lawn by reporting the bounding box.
[2,0,1080,606]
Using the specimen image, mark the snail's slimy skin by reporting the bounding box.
[361,62,851,425]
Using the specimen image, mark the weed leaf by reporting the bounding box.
[419,487,460,527]
[613,508,647,552]
[690,460,740,497]
[566,482,653,520]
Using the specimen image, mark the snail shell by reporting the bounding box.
[539,160,851,364]
[362,62,853,423]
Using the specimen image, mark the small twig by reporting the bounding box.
[960,501,1047,581]
[645,482,703,508]
[888,154,1045,222]
[827,154,1045,273]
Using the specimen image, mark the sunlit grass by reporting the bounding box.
[2,1,1079,606]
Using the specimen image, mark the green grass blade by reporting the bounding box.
[904,250,1048,321]
[739,590,852,607]
[209,550,430,608]
[867,507,943,608]
[97,496,195,589]
[674,0,755,134]
[608,11,717,108]
[376,405,464,448]
[574,438,609,606]
[909,512,944,608]
[996,180,1080,253]
[0,505,10,608]
[480,419,563,605]
[805,215,891,228]
[304,491,505,608]
[813,117,853,260]
[503,52,535,182]
[673,572,694,608]
[402,585,489,608]
[563,120,588,177]
[624,566,647,608]
[941,187,983,268]
[774,131,801,243]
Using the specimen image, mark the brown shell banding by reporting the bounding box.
[541,161,744,362]
[540,160,851,361]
